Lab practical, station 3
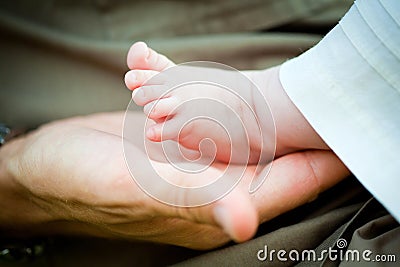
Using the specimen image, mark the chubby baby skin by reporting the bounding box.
[124,42,328,164]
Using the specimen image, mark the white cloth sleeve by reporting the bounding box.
[279,0,400,221]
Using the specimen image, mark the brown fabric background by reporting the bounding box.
[0,0,349,127]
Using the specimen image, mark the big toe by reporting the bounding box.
[127,41,175,71]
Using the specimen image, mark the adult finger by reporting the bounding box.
[252,150,350,223]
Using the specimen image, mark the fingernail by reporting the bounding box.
[146,127,156,140]
[213,205,234,239]
[125,72,138,90]
[132,88,144,99]
[128,71,136,81]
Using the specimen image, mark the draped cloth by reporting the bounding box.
[280,0,400,223]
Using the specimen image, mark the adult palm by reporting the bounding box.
[1,112,349,249]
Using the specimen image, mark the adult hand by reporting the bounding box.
[0,112,349,249]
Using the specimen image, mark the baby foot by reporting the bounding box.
[125,42,329,164]
[125,42,273,164]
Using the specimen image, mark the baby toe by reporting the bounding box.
[125,70,160,91]
[127,41,150,70]
[133,84,170,106]
[146,120,179,142]
[143,98,179,120]
[127,41,175,71]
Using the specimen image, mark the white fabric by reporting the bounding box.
[279,0,400,221]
